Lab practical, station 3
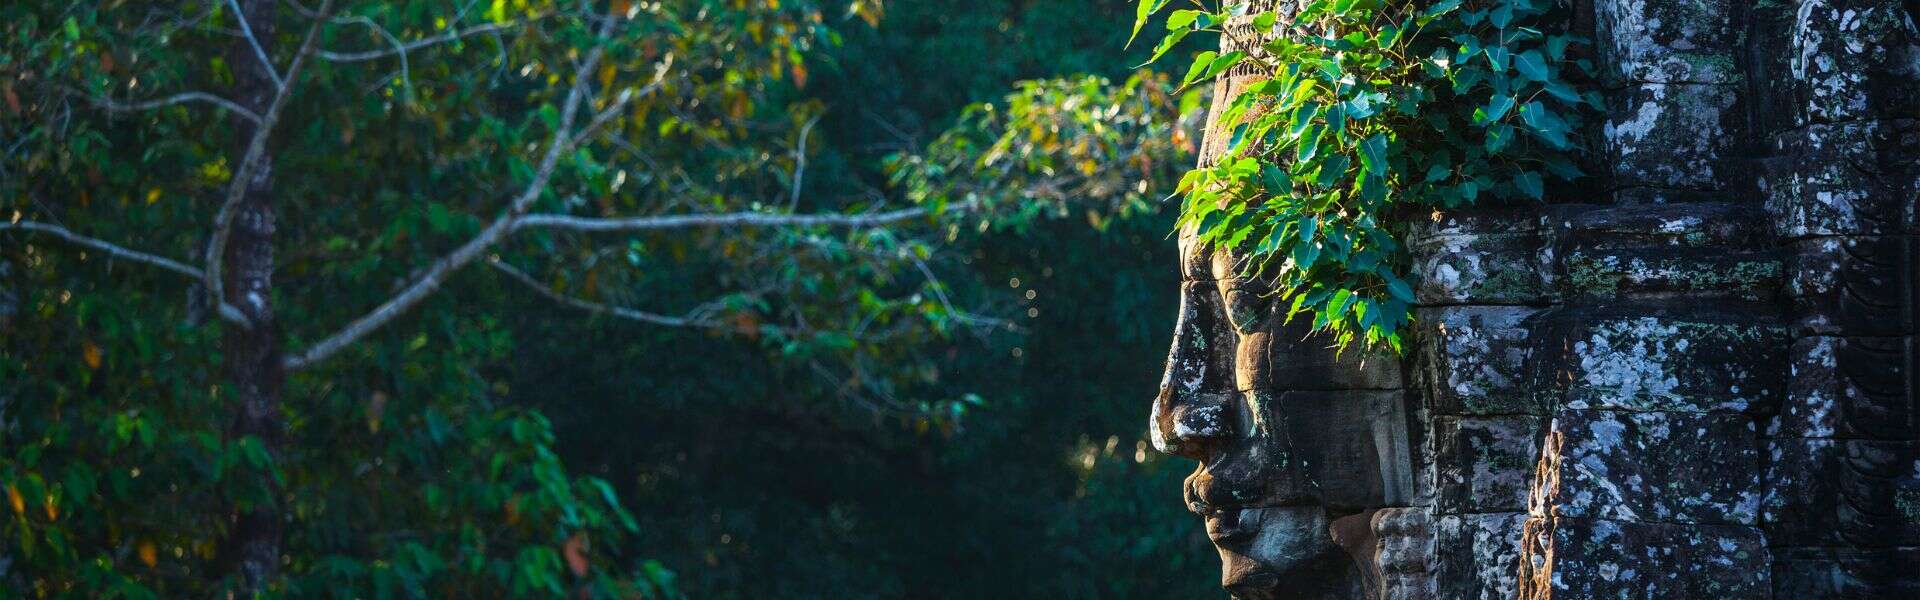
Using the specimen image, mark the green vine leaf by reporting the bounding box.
[1135,0,1597,353]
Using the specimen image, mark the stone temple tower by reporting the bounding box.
[1153,0,1920,597]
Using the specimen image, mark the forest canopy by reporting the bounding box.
[1,0,1214,597]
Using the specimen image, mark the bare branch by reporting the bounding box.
[224,0,286,89]
[317,22,521,62]
[2,220,250,325]
[904,252,1016,333]
[512,199,978,234]
[330,15,413,96]
[489,260,725,328]
[85,91,262,124]
[283,42,603,371]
[204,0,335,320]
[787,115,821,210]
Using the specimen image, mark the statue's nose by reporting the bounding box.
[1153,387,1236,459]
[1151,282,1238,459]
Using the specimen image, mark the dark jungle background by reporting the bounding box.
[0,0,1219,596]
[529,2,1212,595]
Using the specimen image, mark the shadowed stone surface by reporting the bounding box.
[1152,0,1920,597]
[1435,513,1528,600]
[1532,410,1764,525]
[1519,516,1771,599]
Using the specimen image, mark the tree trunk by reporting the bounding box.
[221,0,285,591]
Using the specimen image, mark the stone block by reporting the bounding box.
[1562,247,1782,302]
[1518,516,1770,599]
[1531,410,1763,525]
[1529,308,1787,414]
[1551,204,1784,302]
[1604,83,1742,191]
[1257,391,1417,508]
[1261,317,1403,392]
[1434,512,1527,600]
[1433,416,1544,515]
[1762,439,1920,548]
[1594,0,1741,84]
[1783,1,1920,125]
[1771,336,1918,440]
[1413,306,1541,415]
[1787,236,1920,337]
[1550,203,1775,250]
[1373,507,1436,600]
[1772,546,1920,599]
[1406,209,1548,304]
[1766,120,1920,238]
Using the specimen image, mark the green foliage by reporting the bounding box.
[0,0,848,594]
[1138,0,1596,351]
[889,71,1205,233]
[0,1,1266,598]
[1,0,1213,596]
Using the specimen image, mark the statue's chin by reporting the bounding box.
[1208,506,1348,599]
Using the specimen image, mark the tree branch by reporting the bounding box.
[489,260,726,329]
[329,15,413,96]
[204,0,335,322]
[317,22,522,62]
[282,40,604,371]
[224,0,286,89]
[512,199,977,234]
[2,220,250,325]
[85,91,262,124]
[787,115,821,210]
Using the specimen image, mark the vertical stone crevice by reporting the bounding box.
[1756,1,1920,596]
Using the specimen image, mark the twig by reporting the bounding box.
[85,91,262,124]
[512,199,978,234]
[787,115,820,210]
[2,220,250,325]
[489,260,723,328]
[331,15,413,97]
[317,22,522,62]
[224,0,286,89]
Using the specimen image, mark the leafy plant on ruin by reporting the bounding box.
[1134,0,1596,352]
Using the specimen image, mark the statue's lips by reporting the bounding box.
[1210,510,1282,599]
[1222,569,1281,599]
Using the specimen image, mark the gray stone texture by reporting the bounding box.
[1518,516,1772,599]
[1435,512,1528,600]
[1531,410,1764,525]
[1413,306,1541,416]
[1157,0,1920,597]
[1433,416,1543,514]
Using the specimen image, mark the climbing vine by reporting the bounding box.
[1135,0,1595,351]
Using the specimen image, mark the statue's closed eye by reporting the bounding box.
[1222,288,1274,334]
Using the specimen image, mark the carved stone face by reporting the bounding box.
[1152,226,1411,599]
